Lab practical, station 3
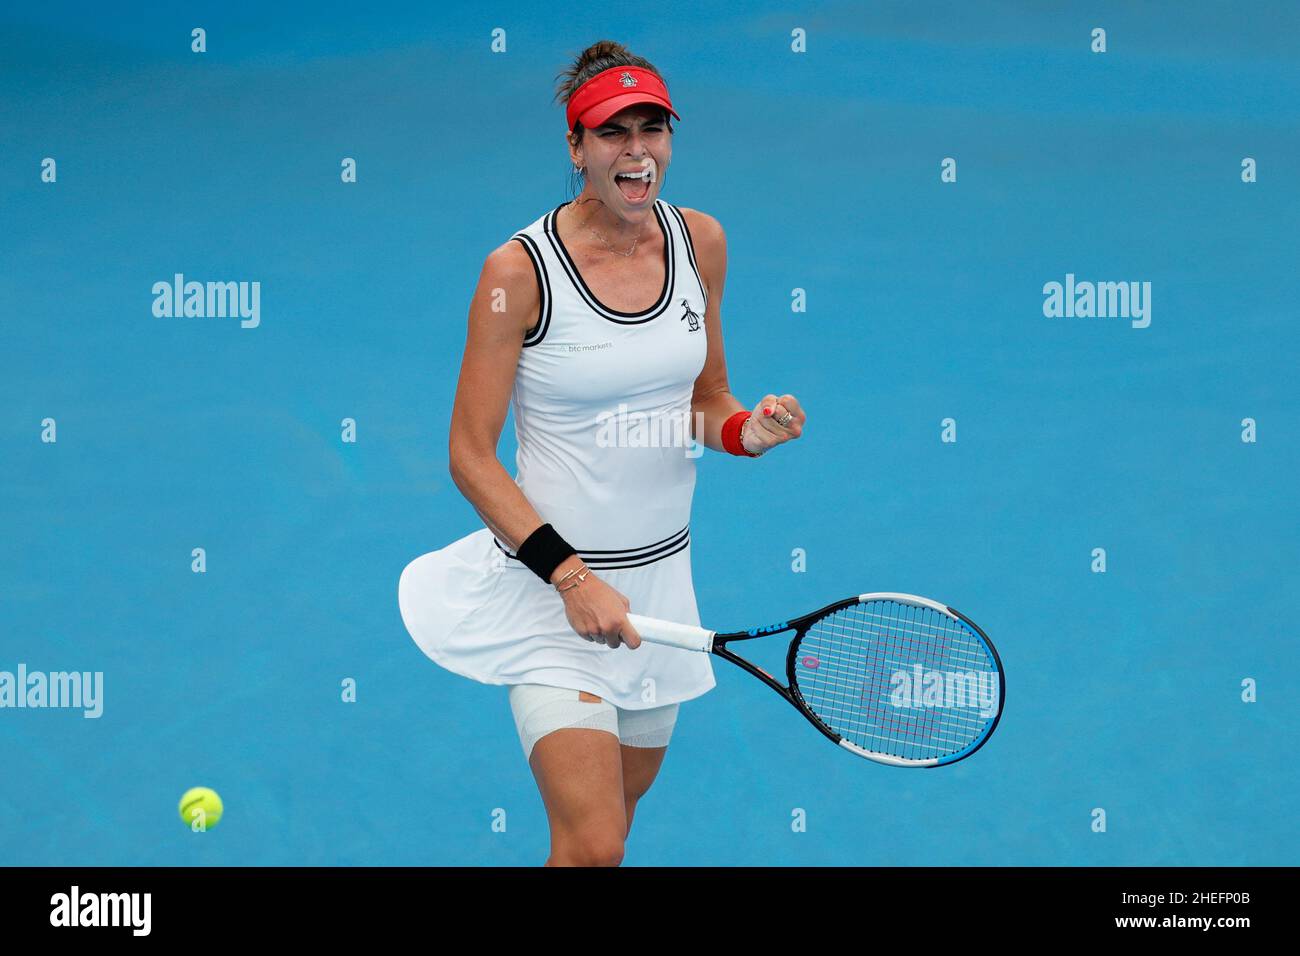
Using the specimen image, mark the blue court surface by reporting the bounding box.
[1,2,1296,866]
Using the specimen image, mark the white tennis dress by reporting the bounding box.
[398,199,717,710]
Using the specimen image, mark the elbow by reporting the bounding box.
[447,437,487,492]
[448,434,467,488]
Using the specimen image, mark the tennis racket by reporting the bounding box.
[628,592,1003,767]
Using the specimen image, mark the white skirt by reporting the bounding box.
[397,527,716,710]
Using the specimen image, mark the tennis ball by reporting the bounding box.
[179,786,223,831]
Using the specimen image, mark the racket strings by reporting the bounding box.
[794,600,999,763]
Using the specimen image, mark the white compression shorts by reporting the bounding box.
[508,684,680,763]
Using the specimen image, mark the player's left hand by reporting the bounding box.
[742,393,806,456]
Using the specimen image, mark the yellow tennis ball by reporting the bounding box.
[179,787,223,831]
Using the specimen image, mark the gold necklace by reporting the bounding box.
[574,200,645,258]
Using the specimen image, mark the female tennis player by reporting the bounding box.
[398,40,806,866]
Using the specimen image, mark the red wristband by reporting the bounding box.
[722,410,760,457]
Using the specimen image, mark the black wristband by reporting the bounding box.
[516,523,577,585]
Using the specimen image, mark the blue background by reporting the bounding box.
[1,1,1296,865]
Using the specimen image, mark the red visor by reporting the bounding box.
[566,66,680,132]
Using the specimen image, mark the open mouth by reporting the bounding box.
[615,168,654,203]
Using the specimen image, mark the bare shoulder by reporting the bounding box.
[476,237,540,339]
[676,206,726,256]
[482,236,537,288]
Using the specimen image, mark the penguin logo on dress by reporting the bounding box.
[679,299,701,332]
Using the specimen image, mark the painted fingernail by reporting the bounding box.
[763,407,772,416]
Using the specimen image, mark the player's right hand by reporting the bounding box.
[559,575,642,650]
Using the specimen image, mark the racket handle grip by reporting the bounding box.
[625,613,714,653]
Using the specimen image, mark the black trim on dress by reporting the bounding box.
[544,200,675,325]
[661,202,708,308]
[511,233,552,347]
[493,523,690,570]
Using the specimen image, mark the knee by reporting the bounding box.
[553,832,626,867]
[591,838,626,867]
